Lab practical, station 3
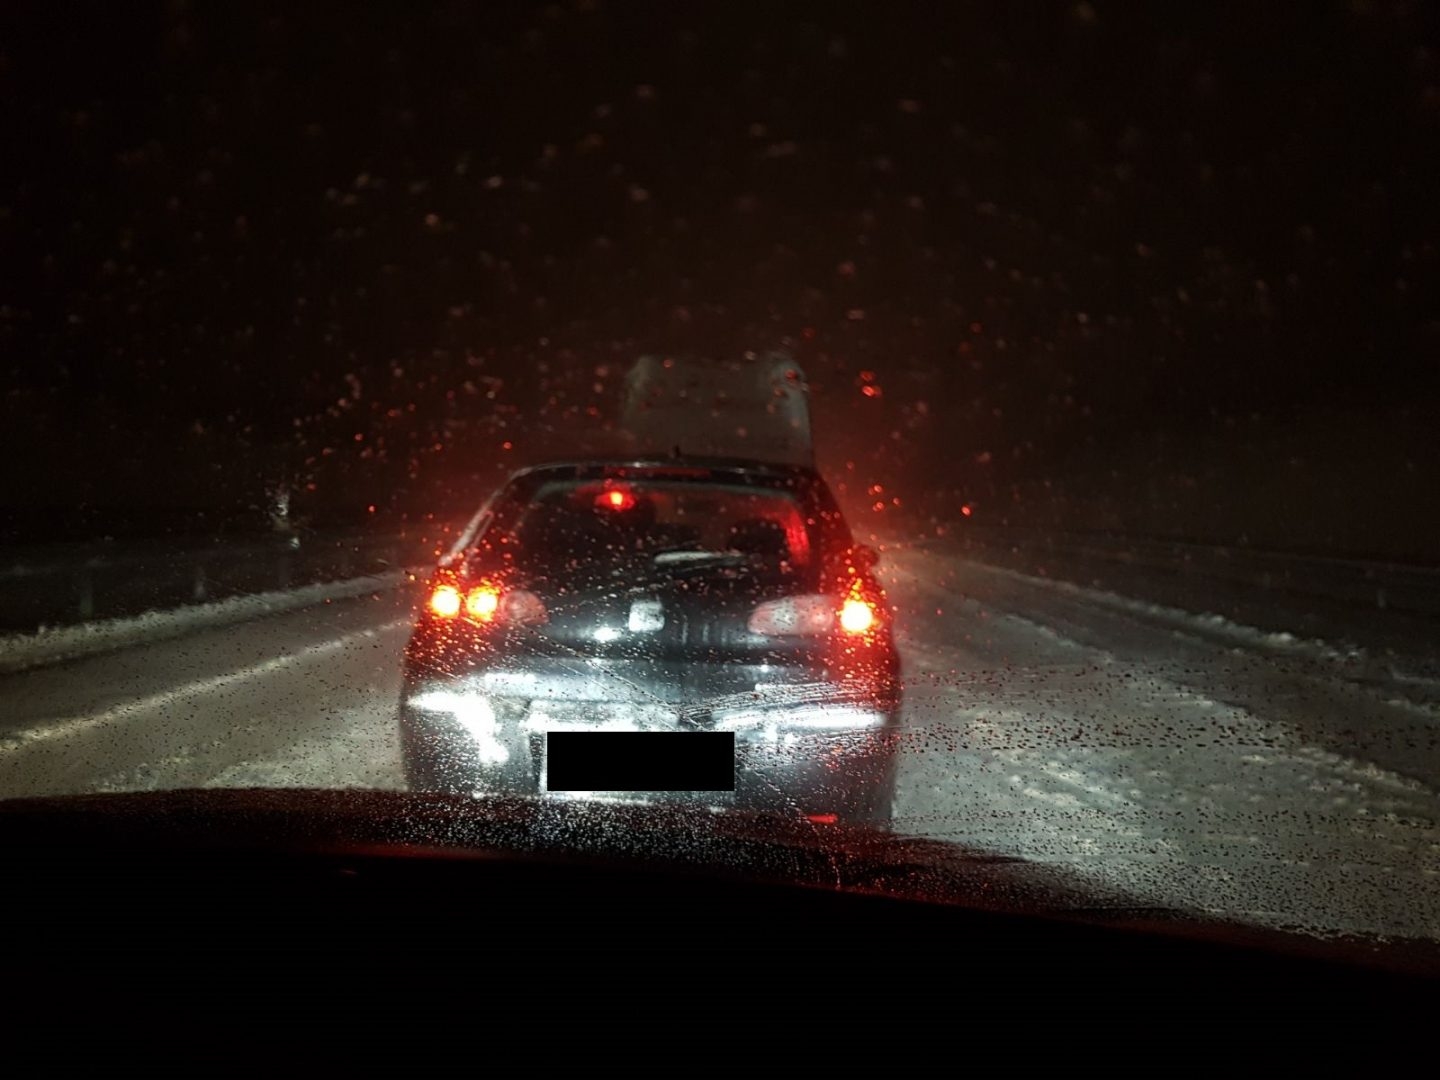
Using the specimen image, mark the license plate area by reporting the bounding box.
[537,728,737,799]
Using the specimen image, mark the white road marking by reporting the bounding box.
[0,618,411,753]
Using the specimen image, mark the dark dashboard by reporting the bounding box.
[2,790,1431,1059]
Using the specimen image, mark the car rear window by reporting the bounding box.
[491,479,817,577]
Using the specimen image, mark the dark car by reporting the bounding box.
[399,456,902,825]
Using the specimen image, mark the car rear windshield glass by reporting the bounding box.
[493,480,816,576]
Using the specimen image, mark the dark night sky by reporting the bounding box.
[2,1,1437,554]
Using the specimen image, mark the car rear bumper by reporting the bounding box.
[398,655,900,821]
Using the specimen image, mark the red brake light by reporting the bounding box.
[428,582,546,625]
[429,584,462,618]
[597,487,636,511]
[839,597,876,635]
[465,585,501,621]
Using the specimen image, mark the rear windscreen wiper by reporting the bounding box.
[651,549,745,566]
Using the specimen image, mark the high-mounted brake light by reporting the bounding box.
[597,488,636,511]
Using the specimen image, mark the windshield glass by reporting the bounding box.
[2,0,1438,959]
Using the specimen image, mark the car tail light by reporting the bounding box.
[839,596,876,635]
[465,585,501,621]
[748,595,835,636]
[428,582,547,626]
[429,584,463,618]
[596,486,636,511]
[748,590,881,637]
[500,589,548,625]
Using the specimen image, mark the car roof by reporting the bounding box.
[499,455,823,485]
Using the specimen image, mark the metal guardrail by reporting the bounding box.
[943,524,1440,618]
[0,527,439,634]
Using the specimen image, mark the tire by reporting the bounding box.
[840,726,900,828]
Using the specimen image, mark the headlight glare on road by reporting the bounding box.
[408,689,509,765]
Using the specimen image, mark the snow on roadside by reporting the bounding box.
[938,546,1424,679]
[951,557,1361,664]
[889,617,1440,939]
[0,570,414,675]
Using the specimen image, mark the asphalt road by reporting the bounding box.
[2,541,1437,940]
